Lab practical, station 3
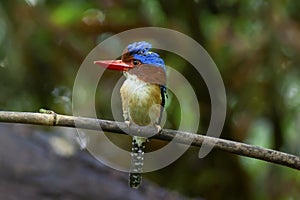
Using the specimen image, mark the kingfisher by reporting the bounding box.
[94,41,167,189]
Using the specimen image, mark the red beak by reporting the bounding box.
[94,60,132,71]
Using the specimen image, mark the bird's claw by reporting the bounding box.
[39,108,55,114]
[155,124,162,133]
[125,120,130,127]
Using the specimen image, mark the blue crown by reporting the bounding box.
[126,41,165,71]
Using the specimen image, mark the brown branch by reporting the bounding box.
[0,111,299,170]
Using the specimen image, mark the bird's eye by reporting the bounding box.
[132,59,141,66]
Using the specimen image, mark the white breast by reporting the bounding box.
[120,72,162,126]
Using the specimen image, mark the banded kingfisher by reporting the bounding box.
[94,41,167,189]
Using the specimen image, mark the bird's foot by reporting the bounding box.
[39,108,57,125]
[125,120,131,127]
[39,108,55,114]
[155,124,162,133]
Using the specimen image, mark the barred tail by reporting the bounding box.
[129,136,147,189]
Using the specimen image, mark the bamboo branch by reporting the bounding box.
[0,111,299,170]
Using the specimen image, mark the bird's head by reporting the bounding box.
[94,41,166,86]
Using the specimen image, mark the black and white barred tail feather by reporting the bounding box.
[129,136,147,189]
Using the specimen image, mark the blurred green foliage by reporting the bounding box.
[0,0,300,199]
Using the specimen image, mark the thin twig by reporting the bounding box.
[0,111,299,170]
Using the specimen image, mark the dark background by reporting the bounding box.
[0,1,300,199]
